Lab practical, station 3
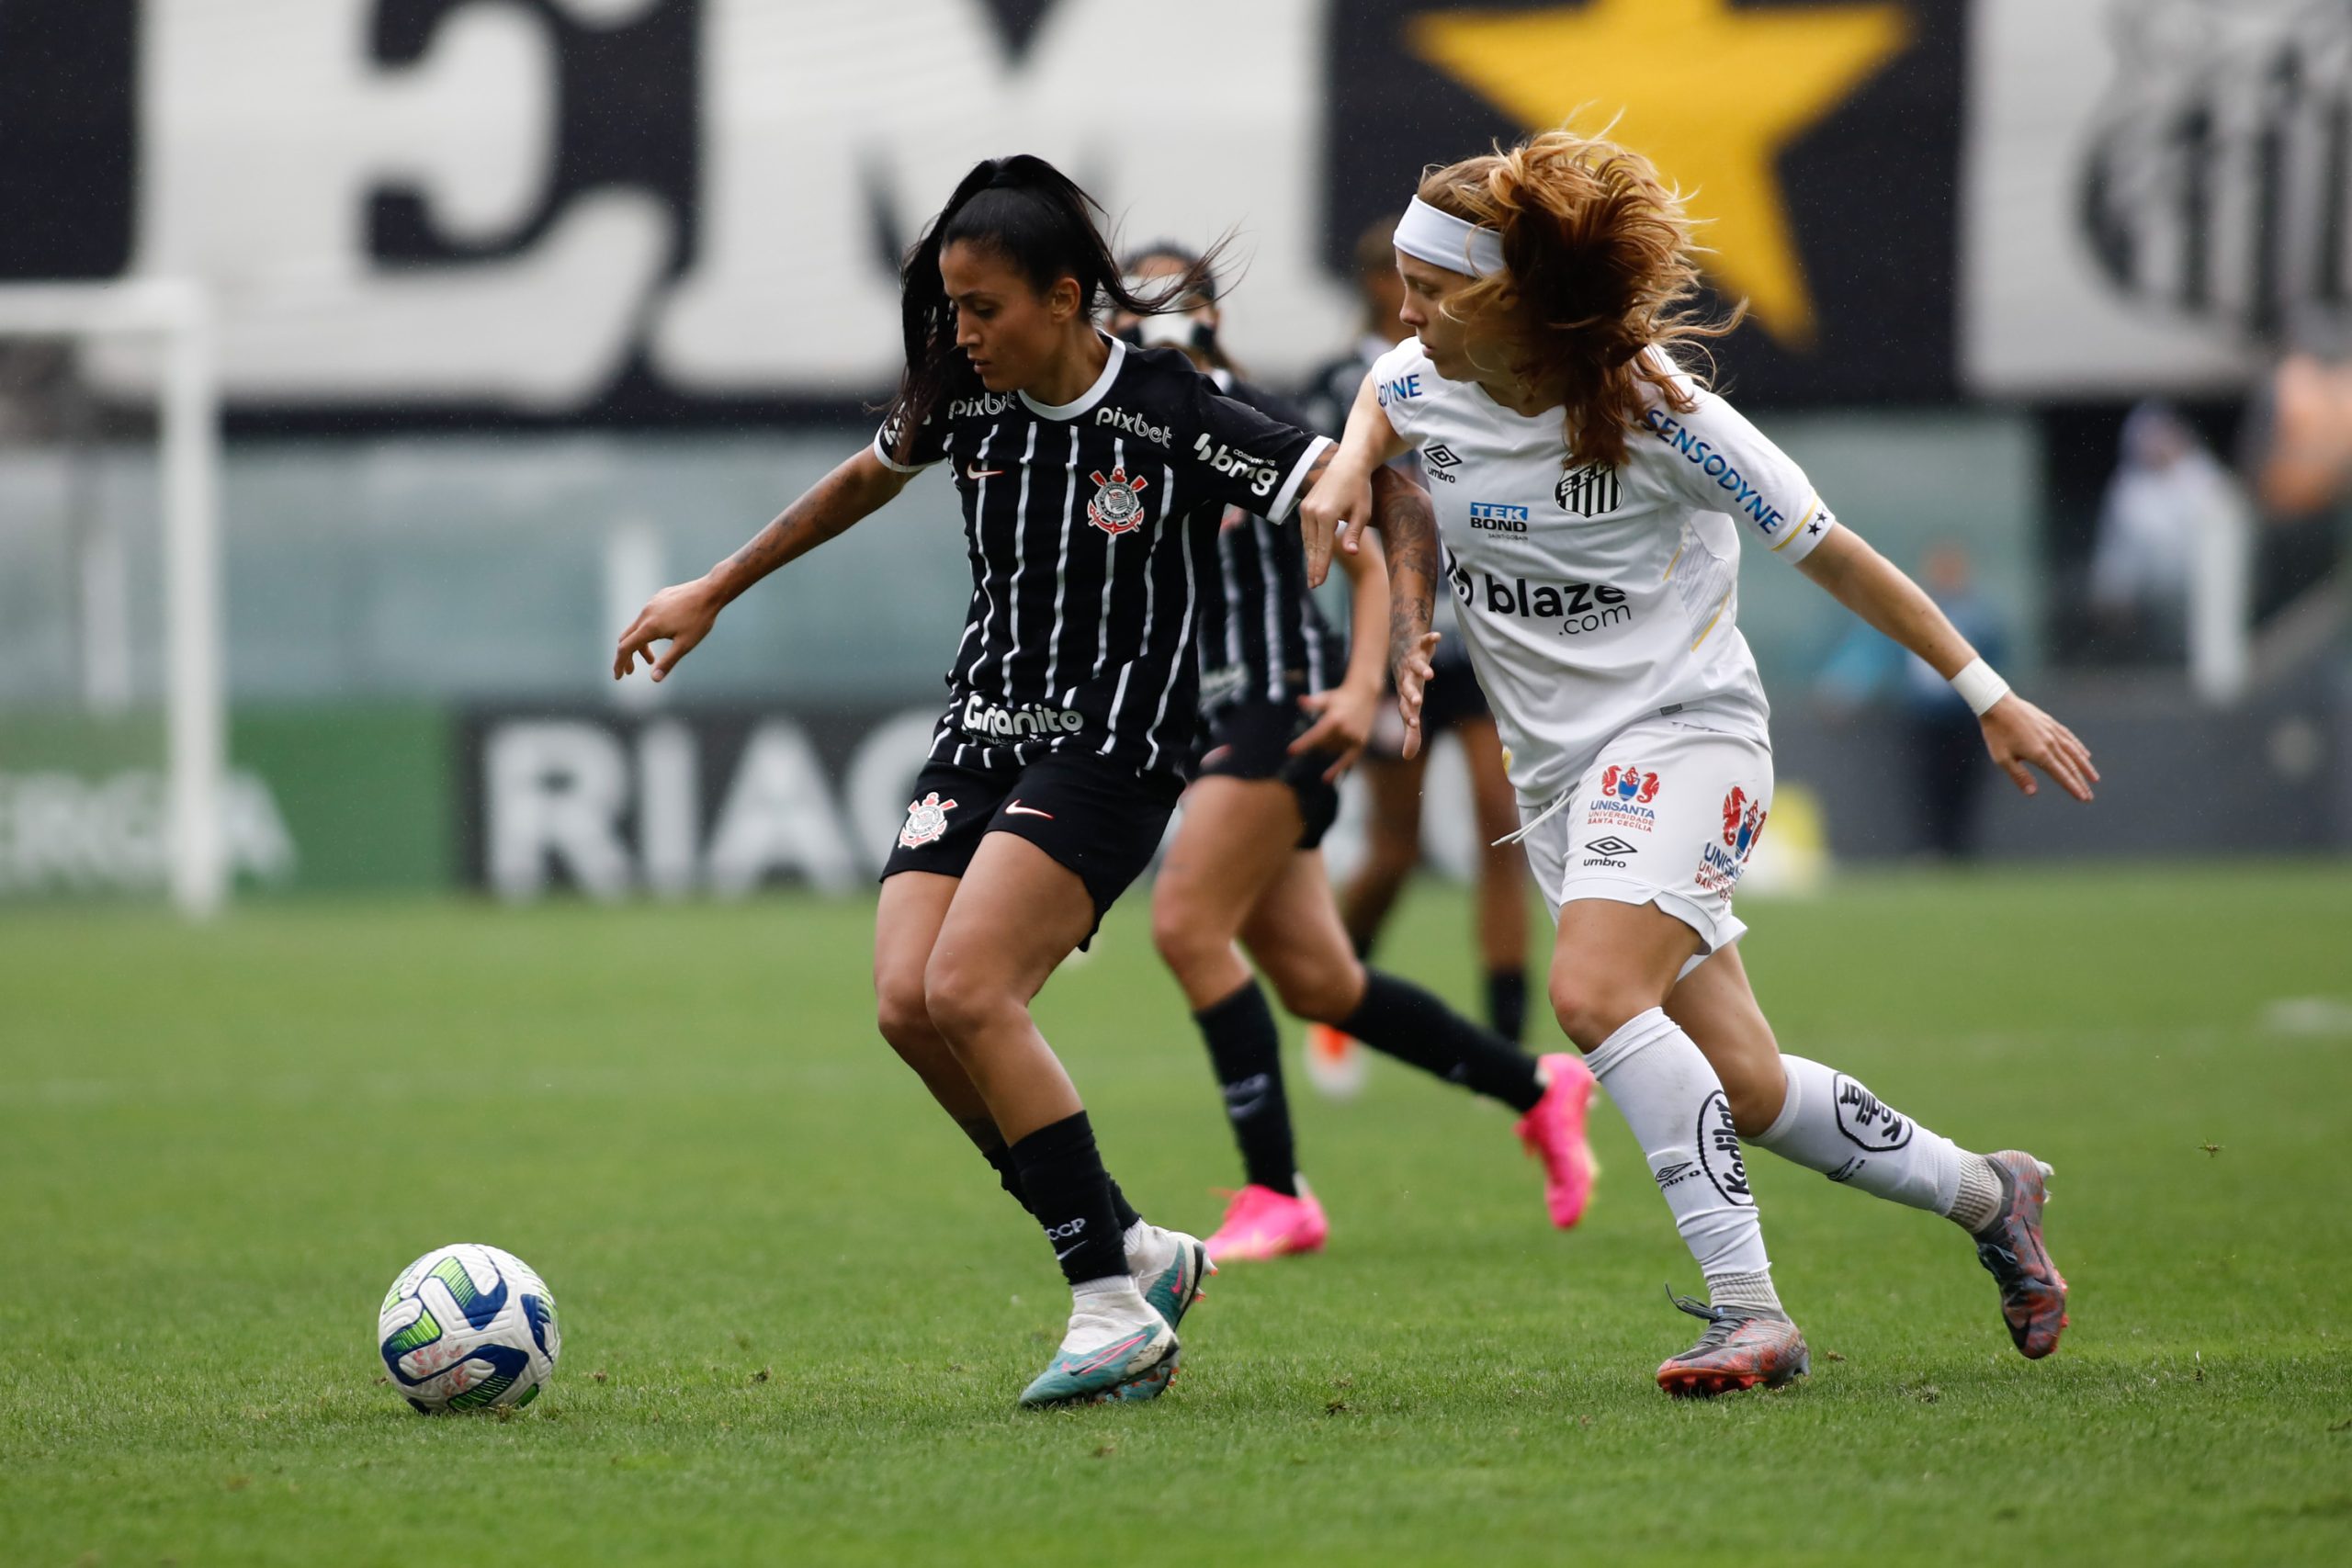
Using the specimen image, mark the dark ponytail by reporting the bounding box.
[885,156,1222,463]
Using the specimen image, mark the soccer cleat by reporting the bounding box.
[1973,1150,2070,1359]
[1127,1222,1216,1334]
[1017,1303,1180,1408]
[1204,1179,1329,1263]
[1515,1052,1600,1229]
[1303,1022,1369,1100]
[1654,1290,1811,1397]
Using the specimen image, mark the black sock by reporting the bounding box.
[1340,970,1545,1115]
[1009,1111,1130,1286]
[1194,979,1298,1196]
[1485,967,1529,1043]
[968,1117,1140,1235]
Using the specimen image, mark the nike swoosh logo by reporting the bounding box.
[967,465,1004,479]
[1003,801,1055,818]
[1055,1243,1083,1261]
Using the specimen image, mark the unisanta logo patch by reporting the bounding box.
[899,792,957,849]
[1696,1090,1754,1205]
[1087,465,1150,534]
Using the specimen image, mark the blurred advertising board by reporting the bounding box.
[8,0,1972,418]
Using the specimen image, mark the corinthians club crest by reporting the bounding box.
[899,791,957,850]
[1087,465,1150,535]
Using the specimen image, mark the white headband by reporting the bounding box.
[1393,196,1507,279]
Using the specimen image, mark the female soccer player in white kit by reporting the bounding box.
[1302,130,2098,1396]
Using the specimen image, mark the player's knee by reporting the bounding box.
[920,956,1012,1050]
[1266,956,1364,1025]
[1148,893,1220,981]
[1712,1049,1787,1136]
[1548,972,1648,1053]
[874,981,934,1054]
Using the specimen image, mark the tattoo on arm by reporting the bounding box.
[718,456,888,596]
[1370,467,1439,673]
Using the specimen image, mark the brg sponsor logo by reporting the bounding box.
[1192,434,1281,498]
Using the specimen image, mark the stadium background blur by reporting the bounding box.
[6,5,2352,1565]
[4,0,2346,901]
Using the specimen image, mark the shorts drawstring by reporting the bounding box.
[1495,785,1576,848]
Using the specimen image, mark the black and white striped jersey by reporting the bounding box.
[874,335,1331,777]
[1193,372,1343,711]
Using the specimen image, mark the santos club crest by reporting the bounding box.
[899,791,957,850]
[1087,466,1150,535]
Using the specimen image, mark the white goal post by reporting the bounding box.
[0,280,225,917]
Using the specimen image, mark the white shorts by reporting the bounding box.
[1513,711,1773,967]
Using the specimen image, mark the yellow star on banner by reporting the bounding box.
[1408,0,1911,348]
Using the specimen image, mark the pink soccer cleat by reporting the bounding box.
[1204,1179,1329,1263]
[1515,1053,1599,1229]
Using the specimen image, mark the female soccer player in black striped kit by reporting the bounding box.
[615,156,1423,1407]
[1108,246,1599,1262]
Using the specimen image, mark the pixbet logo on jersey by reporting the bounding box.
[1087,466,1150,534]
[1095,404,1172,447]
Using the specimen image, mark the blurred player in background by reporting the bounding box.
[1306,129,2095,1397]
[615,155,1406,1407]
[1113,245,1597,1264]
[1301,221,1533,1098]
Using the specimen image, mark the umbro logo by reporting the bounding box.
[1654,1161,1696,1190]
[1585,836,1639,857]
[1424,444,1462,468]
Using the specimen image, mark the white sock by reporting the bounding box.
[1064,1275,1157,1349]
[1754,1055,1976,1220]
[1585,1008,1771,1282]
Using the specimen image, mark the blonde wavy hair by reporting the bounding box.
[1418,128,1742,468]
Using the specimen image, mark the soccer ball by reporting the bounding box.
[376,1243,560,1414]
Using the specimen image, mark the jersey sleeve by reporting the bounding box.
[871,402,948,473]
[1640,388,1838,563]
[1179,377,1333,521]
[1364,340,1434,446]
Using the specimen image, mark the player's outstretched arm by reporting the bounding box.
[1289,525,1392,782]
[1297,375,1411,586]
[1795,525,2098,802]
[1368,464,1443,761]
[613,448,912,683]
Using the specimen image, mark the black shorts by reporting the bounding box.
[880,750,1182,937]
[1193,700,1343,851]
[1368,655,1492,761]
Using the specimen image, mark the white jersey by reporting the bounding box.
[1368,338,1838,801]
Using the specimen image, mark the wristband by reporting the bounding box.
[1951,657,2010,716]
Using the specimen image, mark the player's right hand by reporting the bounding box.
[1297,458,1374,589]
[1392,630,1442,761]
[614,577,723,682]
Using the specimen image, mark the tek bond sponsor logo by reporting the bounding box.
[960,694,1086,739]
[1643,408,1791,536]
[1469,502,1530,534]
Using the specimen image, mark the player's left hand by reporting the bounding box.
[1290,680,1382,782]
[1297,457,1374,590]
[1982,694,2098,801]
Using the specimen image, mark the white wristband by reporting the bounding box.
[1951,657,2010,716]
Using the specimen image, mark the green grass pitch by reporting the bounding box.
[4,865,2349,1565]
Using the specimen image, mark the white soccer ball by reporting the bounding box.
[377,1243,560,1414]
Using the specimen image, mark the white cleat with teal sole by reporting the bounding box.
[1017,1293,1179,1408]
